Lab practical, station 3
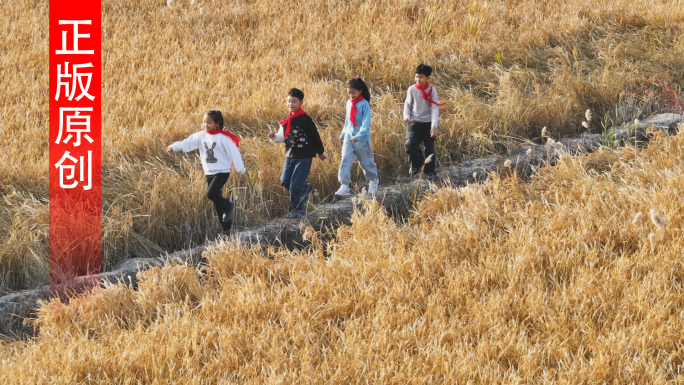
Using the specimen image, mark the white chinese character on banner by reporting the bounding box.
[56,20,94,55]
[54,150,92,190]
[56,107,94,147]
[55,62,94,101]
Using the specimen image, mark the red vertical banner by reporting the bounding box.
[49,1,101,295]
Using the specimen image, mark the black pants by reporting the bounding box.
[405,122,436,174]
[206,172,232,231]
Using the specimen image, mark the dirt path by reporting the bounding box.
[1,113,680,339]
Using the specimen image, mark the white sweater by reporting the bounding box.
[170,131,246,175]
[403,84,440,128]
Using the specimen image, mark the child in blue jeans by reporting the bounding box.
[335,77,379,196]
[268,88,327,219]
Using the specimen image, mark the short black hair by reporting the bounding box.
[206,110,224,129]
[288,88,305,101]
[415,64,433,77]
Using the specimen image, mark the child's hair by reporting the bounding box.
[206,110,224,129]
[288,88,305,101]
[415,64,433,77]
[347,77,371,102]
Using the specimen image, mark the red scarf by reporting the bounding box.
[206,129,240,147]
[417,82,445,107]
[279,108,307,138]
[349,94,364,128]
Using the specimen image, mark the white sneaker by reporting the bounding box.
[368,178,379,194]
[335,184,351,196]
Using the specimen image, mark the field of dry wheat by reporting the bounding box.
[1,0,684,292]
[1,130,683,382]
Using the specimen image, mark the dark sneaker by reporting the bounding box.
[216,229,231,241]
[410,168,422,177]
[222,201,234,223]
[285,209,305,219]
[222,218,233,233]
[425,172,437,181]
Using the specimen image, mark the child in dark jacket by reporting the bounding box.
[268,88,327,219]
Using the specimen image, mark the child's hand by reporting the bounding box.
[404,117,413,123]
[318,153,327,161]
[166,146,174,154]
[430,127,438,137]
[268,132,276,139]
[338,137,344,143]
[351,137,359,142]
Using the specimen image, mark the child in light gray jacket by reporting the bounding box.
[403,64,444,180]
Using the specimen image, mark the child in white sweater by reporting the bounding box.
[166,110,245,235]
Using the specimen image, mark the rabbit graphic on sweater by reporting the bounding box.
[204,141,218,163]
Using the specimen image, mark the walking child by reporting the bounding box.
[166,110,245,236]
[268,88,327,219]
[403,64,444,180]
[335,77,379,196]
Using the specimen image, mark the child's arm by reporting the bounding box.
[268,126,286,143]
[403,87,413,123]
[340,100,349,142]
[224,138,246,174]
[168,132,202,153]
[306,118,327,160]
[430,88,440,137]
[353,102,372,142]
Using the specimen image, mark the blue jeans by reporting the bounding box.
[280,157,313,210]
[338,139,378,185]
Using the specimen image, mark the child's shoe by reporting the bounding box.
[425,172,437,181]
[335,184,351,196]
[368,179,379,194]
[216,229,231,241]
[222,201,234,223]
[222,218,233,232]
[285,209,305,219]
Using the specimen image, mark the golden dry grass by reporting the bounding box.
[2,0,684,291]
[1,131,684,382]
